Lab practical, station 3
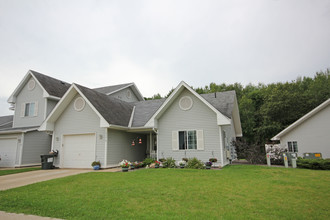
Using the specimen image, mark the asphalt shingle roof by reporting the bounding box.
[0,115,13,130]
[200,91,236,118]
[30,70,71,98]
[93,83,132,95]
[75,84,134,127]
[131,99,166,127]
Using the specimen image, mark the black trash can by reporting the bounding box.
[40,151,58,169]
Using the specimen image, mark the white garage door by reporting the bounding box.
[62,134,96,168]
[0,138,18,167]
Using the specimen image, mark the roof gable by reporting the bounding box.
[145,81,231,128]
[272,98,330,140]
[93,82,145,101]
[40,84,134,131]
[7,70,71,103]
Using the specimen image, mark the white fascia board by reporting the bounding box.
[130,83,145,101]
[271,98,330,140]
[106,83,145,101]
[128,106,136,127]
[47,95,61,101]
[106,83,133,95]
[7,71,34,103]
[145,81,231,127]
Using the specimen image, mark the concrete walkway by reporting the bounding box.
[0,211,63,220]
[0,169,91,191]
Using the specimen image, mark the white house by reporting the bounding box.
[271,98,330,158]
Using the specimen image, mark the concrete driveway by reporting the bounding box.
[0,169,91,191]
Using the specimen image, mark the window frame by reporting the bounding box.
[178,130,197,150]
[287,141,298,152]
[24,102,35,117]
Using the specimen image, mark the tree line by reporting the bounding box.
[147,69,330,145]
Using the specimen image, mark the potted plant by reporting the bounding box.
[91,161,101,170]
[209,158,217,167]
[178,160,186,168]
[154,160,161,168]
[119,160,131,172]
[205,161,212,169]
[209,158,217,163]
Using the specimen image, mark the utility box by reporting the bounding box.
[303,153,322,159]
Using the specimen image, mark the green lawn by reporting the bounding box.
[0,165,329,219]
[0,167,40,176]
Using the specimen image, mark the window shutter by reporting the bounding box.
[197,130,204,150]
[172,131,179,150]
[34,101,38,116]
[20,103,25,117]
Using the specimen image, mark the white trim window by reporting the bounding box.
[172,130,204,151]
[179,131,197,150]
[21,102,38,117]
[288,141,298,152]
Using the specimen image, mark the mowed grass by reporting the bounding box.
[0,167,40,176]
[0,165,329,219]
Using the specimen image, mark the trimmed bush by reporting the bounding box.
[297,158,330,170]
[162,157,176,168]
[186,157,205,169]
[142,158,155,167]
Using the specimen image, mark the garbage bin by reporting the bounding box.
[40,151,58,170]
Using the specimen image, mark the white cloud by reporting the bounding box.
[0,0,329,115]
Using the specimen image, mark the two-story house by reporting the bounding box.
[0,70,144,167]
[1,70,242,168]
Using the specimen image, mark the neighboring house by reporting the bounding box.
[271,98,330,158]
[0,70,143,167]
[40,81,242,168]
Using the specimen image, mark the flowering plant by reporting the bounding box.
[119,160,131,168]
[178,160,186,166]
[209,158,218,163]
[155,161,161,166]
[205,161,212,166]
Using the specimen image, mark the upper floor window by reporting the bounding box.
[21,102,38,117]
[288,141,298,152]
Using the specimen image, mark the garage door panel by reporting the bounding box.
[0,138,18,167]
[62,134,95,168]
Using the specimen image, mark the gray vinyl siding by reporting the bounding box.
[157,89,222,163]
[46,99,58,117]
[21,131,51,165]
[13,76,46,128]
[280,104,330,158]
[52,94,106,167]
[107,129,147,166]
[110,88,139,102]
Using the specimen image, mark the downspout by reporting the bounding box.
[153,128,159,161]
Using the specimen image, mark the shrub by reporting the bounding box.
[186,157,205,169]
[182,158,189,162]
[159,158,166,163]
[162,157,176,168]
[142,158,155,167]
[91,161,101,167]
[297,158,330,170]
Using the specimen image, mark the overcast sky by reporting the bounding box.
[0,0,329,116]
